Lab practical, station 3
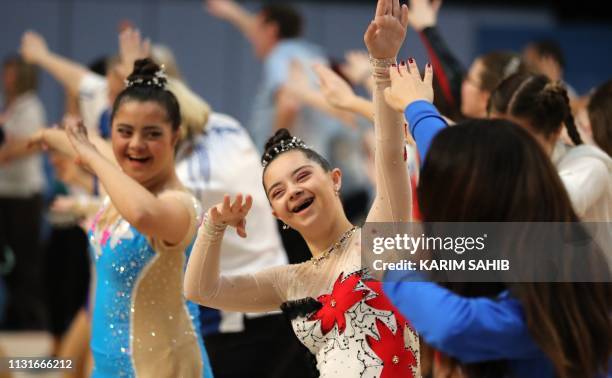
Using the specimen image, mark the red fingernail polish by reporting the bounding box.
[427,62,432,68]
[391,64,397,67]
[408,57,415,64]
[400,60,406,66]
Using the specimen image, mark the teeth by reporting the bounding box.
[293,198,313,213]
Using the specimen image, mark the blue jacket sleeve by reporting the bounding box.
[383,274,544,363]
[404,100,447,164]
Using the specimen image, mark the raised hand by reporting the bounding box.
[364,0,409,59]
[20,31,50,64]
[384,59,434,113]
[208,194,253,238]
[406,0,442,31]
[285,60,312,100]
[205,0,242,20]
[341,50,372,86]
[64,116,99,169]
[118,27,150,79]
[313,63,358,110]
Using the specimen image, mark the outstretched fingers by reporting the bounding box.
[424,62,433,86]
[231,193,243,212]
[400,3,410,28]
[392,0,400,17]
[407,58,421,79]
[375,0,391,17]
[243,195,253,213]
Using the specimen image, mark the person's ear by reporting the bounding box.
[331,168,342,194]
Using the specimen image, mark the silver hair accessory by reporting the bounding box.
[262,136,308,168]
[125,64,168,89]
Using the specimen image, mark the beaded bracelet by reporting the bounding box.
[201,212,227,236]
[369,56,397,80]
[369,56,397,70]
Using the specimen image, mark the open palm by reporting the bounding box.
[364,0,409,59]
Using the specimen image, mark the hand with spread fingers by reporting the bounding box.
[384,59,434,113]
[64,116,99,169]
[406,0,442,32]
[118,27,150,79]
[207,194,253,238]
[313,63,358,110]
[364,0,410,59]
[341,50,372,86]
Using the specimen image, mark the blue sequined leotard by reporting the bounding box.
[88,191,213,378]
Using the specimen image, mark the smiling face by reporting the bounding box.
[263,150,342,233]
[111,100,178,188]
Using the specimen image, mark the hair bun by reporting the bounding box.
[126,58,167,89]
[264,128,293,153]
[537,81,568,117]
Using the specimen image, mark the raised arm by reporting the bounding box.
[364,0,412,223]
[205,0,257,42]
[28,126,115,164]
[341,50,375,95]
[20,31,89,95]
[284,61,358,128]
[62,117,192,246]
[384,62,447,163]
[0,137,31,164]
[408,0,464,115]
[184,194,288,312]
[313,63,375,123]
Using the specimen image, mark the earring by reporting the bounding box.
[334,188,340,197]
[282,223,290,230]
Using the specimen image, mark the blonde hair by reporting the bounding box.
[147,44,212,140]
[166,79,211,141]
[150,44,182,80]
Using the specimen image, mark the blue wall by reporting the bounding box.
[2,0,610,126]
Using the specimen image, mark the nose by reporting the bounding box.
[289,187,304,202]
[128,133,146,151]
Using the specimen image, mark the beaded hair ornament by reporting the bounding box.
[262,136,308,168]
[125,64,168,89]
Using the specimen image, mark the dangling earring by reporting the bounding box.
[334,188,340,197]
[282,223,290,230]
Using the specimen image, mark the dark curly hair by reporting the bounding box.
[488,72,582,145]
[110,58,181,131]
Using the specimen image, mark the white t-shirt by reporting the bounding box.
[78,72,108,135]
[554,143,612,222]
[0,92,46,196]
[175,113,288,332]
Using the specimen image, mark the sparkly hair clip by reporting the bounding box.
[262,136,308,168]
[125,64,168,89]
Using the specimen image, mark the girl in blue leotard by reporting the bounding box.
[32,58,213,378]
